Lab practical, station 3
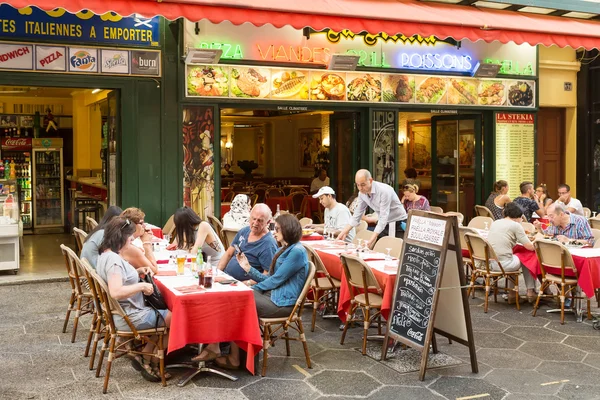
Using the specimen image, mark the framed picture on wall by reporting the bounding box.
[408,121,432,172]
[299,128,322,171]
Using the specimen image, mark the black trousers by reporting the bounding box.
[254,291,294,318]
[376,220,406,240]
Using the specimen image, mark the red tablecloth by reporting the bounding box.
[151,227,163,239]
[301,196,322,218]
[266,196,292,215]
[513,246,600,298]
[314,249,396,323]
[154,278,263,374]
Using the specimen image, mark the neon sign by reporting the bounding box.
[485,58,533,76]
[399,53,473,72]
[198,41,243,59]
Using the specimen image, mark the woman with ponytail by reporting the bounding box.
[485,180,511,220]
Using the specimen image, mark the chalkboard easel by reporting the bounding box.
[381,210,477,381]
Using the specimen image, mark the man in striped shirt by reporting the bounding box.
[534,203,593,244]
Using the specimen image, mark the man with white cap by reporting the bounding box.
[338,169,407,248]
[309,186,355,242]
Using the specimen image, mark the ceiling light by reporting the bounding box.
[517,6,555,14]
[91,89,102,94]
[562,11,597,19]
[328,54,359,71]
[473,1,511,9]
[185,49,223,65]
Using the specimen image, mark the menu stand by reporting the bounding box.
[167,344,238,386]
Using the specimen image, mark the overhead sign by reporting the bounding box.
[0,43,33,70]
[0,41,160,77]
[185,21,537,76]
[0,5,160,47]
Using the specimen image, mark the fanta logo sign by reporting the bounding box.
[70,50,95,69]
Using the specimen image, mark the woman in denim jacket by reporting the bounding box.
[238,213,308,318]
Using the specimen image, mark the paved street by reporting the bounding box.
[1,281,600,400]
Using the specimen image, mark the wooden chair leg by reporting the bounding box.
[261,325,271,377]
[96,332,111,378]
[284,327,291,356]
[340,304,356,345]
[532,281,547,317]
[84,313,97,357]
[102,335,117,394]
[157,333,166,387]
[596,288,599,308]
[587,299,592,321]
[362,307,370,355]
[297,320,311,369]
[484,276,491,313]
[514,276,520,311]
[62,292,75,333]
[560,284,566,325]
[311,295,318,332]
[71,296,83,343]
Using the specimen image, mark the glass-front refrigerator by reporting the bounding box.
[32,138,64,233]
[1,138,33,233]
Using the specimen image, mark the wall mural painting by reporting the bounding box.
[299,128,322,172]
[182,106,215,219]
[372,110,396,187]
[408,122,432,171]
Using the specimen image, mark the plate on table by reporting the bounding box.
[302,228,315,236]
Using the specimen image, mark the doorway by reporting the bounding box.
[537,108,565,197]
[331,112,361,202]
[431,115,483,221]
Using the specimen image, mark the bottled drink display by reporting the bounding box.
[1,151,33,229]
[34,150,62,226]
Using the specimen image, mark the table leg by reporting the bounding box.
[166,344,239,386]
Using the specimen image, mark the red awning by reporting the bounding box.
[4,0,600,49]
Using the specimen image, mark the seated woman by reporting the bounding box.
[222,194,251,230]
[485,180,511,220]
[194,214,309,369]
[96,217,171,382]
[167,206,224,266]
[486,202,536,302]
[120,207,159,274]
[401,183,431,211]
[80,205,123,268]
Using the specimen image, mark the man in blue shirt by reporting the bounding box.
[217,203,278,281]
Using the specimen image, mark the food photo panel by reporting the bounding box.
[309,71,347,101]
[382,74,415,103]
[229,67,271,98]
[446,78,479,106]
[477,80,506,106]
[186,65,230,97]
[507,80,535,107]
[270,69,309,100]
[346,73,382,102]
[415,76,448,104]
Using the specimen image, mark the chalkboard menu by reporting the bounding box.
[382,210,477,381]
[390,244,441,346]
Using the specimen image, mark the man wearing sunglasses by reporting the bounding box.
[338,169,407,248]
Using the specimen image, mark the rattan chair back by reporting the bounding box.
[373,236,403,258]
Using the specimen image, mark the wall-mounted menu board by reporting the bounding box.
[186,64,536,109]
[495,113,535,199]
[382,211,477,381]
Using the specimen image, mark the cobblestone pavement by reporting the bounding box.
[1,281,600,400]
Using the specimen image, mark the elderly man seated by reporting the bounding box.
[534,203,593,245]
[217,203,278,281]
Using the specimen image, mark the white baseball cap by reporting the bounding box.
[312,186,335,198]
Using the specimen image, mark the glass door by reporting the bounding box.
[33,148,63,228]
[431,115,482,221]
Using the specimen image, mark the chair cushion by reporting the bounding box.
[354,293,383,307]
[312,277,339,290]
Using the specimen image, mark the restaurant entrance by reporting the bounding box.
[431,115,483,221]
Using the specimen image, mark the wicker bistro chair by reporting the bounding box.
[221,227,239,250]
[521,222,536,234]
[260,261,316,376]
[464,233,522,312]
[430,206,444,214]
[474,205,494,219]
[303,245,342,332]
[373,236,403,259]
[352,229,375,250]
[79,258,108,371]
[355,220,368,233]
[339,254,384,355]
[91,267,168,392]
[266,187,285,199]
[60,244,94,343]
[589,217,600,230]
[289,187,308,195]
[86,216,99,232]
[162,215,175,241]
[468,216,494,230]
[291,192,306,215]
[207,215,226,245]
[73,227,88,256]
[583,207,592,218]
[533,240,592,324]
[591,229,600,249]
[458,226,479,284]
[299,217,313,228]
[223,191,236,202]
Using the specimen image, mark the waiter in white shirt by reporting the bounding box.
[338,169,407,248]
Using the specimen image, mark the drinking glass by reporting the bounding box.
[484,222,489,230]
[176,251,186,275]
[164,233,171,244]
[189,253,197,274]
[593,211,598,218]
[385,248,392,261]
[357,239,363,252]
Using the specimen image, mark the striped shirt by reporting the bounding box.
[542,213,593,243]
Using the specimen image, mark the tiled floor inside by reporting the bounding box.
[1,277,600,399]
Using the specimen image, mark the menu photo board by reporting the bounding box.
[382,211,477,381]
[495,113,535,199]
[185,64,536,109]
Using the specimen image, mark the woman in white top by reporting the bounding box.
[222,194,251,230]
[167,207,224,266]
